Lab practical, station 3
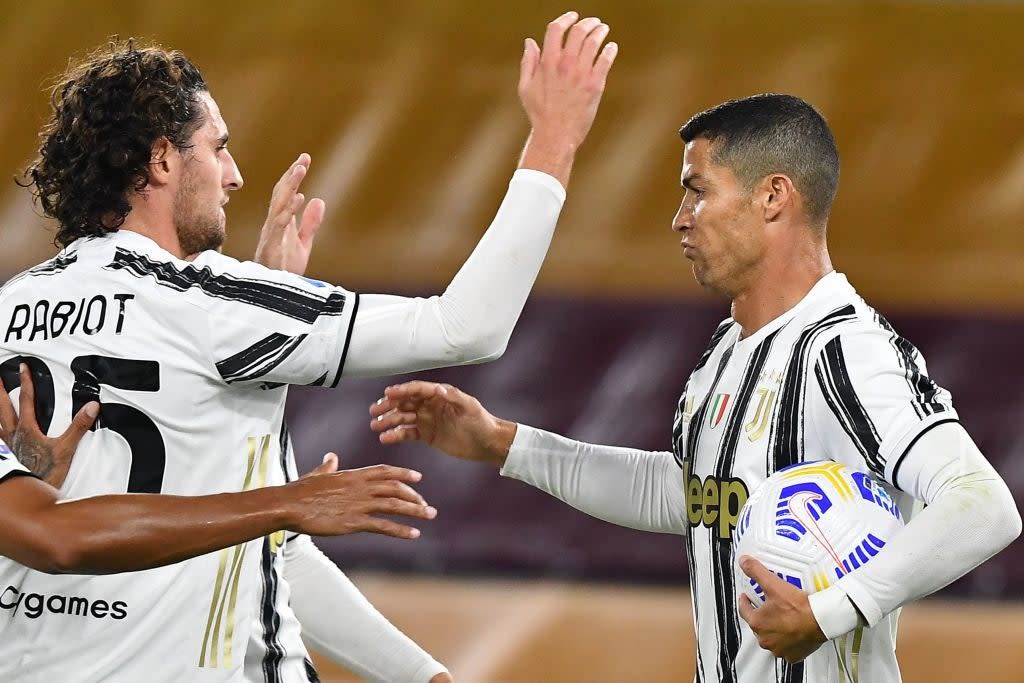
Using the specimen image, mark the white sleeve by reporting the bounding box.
[808,422,1021,638]
[0,438,30,483]
[341,169,565,378]
[499,424,687,535]
[283,535,448,683]
[178,250,359,388]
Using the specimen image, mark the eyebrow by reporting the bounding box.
[681,173,704,190]
[215,133,230,146]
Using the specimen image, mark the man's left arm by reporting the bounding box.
[740,327,1021,662]
[808,421,1020,636]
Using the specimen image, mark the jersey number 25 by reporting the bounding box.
[1,355,165,493]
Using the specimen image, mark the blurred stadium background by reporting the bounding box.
[3,0,1024,680]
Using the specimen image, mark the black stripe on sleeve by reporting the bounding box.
[814,337,886,476]
[28,253,78,277]
[227,335,306,385]
[874,313,949,418]
[889,417,961,492]
[330,292,360,388]
[216,333,307,384]
[107,248,346,324]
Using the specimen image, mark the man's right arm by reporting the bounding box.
[370,381,687,535]
[238,14,617,383]
[0,455,434,576]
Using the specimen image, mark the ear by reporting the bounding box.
[147,137,176,189]
[762,173,796,223]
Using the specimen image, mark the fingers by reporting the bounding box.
[369,397,394,419]
[358,517,422,540]
[562,16,602,58]
[541,11,579,66]
[377,425,421,446]
[370,394,435,419]
[0,379,15,442]
[304,452,340,478]
[297,198,325,248]
[371,479,427,506]
[738,555,771,583]
[358,463,424,484]
[591,41,618,85]
[579,22,610,65]
[738,593,757,625]
[382,380,447,404]
[17,363,37,427]
[271,154,311,215]
[369,407,418,433]
[367,497,437,521]
[518,38,540,93]
[59,401,99,446]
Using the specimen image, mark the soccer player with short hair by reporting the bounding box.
[370,94,1022,682]
[0,12,617,682]
[0,365,435,574]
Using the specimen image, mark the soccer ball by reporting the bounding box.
[733,460,904,606]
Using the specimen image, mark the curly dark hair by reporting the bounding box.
[19,39,208,248]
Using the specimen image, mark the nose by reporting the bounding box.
[672,199,692,233]
[223,149,244,191]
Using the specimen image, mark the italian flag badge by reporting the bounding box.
[707,393,731,429]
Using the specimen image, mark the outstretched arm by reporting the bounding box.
[0,365,436,574]
[253,14,618,379]
[370,381,686,534]
[0,453,435,575]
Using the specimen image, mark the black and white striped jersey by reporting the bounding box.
[0,230,357,682]
[672,272,955,683]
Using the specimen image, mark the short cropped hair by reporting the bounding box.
[19,39,208,248]
[679,94,840,226]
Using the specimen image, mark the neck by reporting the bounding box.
[118,200,184,258]
[730,239,833,337]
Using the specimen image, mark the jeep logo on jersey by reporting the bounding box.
[0,586,128,621]
[707,393,731,429]
[682,460,750,539]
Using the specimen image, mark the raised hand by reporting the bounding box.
[518,11,618,186]
[254,153,326,276]
[368,381,516,469]
[737,555,827,663]
[283,452,437,539]
[0,363,98,487]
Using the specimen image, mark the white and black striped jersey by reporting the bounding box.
[0,230,358,682]
[672,272,956,683]
[242,425,321,683]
